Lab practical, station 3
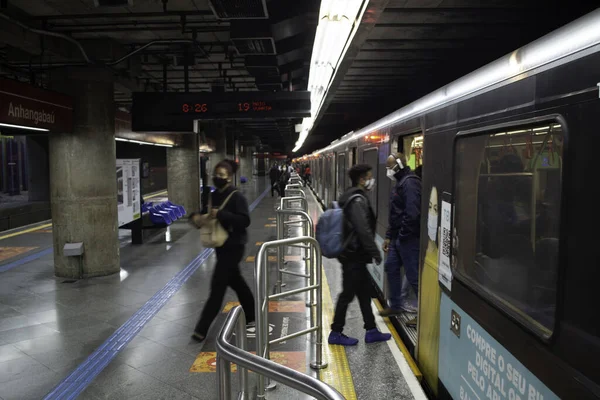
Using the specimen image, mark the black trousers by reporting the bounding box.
[270,180,279,196]
[278,182,286,198]
[331,262,376,332]
[194,244,255,335]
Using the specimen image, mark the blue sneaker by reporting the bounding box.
[365,328,391,343]
[328,331,359,346]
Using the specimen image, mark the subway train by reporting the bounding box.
[297,9,600,400]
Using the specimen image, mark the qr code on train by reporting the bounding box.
[442,227,451,258]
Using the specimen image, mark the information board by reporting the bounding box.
[131,91,311,132]
[117,159,141,227]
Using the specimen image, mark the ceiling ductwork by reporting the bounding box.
[230,20,276,55]
[208,0,268,20]
[244,55,281,91]
[93,0,133,7]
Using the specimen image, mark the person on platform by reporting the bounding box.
[380,153,422,322]
[190,160,255,341]
[328,164,392,346]
[269,163,280,197]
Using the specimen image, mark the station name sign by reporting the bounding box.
[131,91,311,132]
[0,78,73,132]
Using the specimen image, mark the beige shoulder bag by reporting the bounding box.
[199,190,238,248]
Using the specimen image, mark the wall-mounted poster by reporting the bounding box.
[116,159,141,227]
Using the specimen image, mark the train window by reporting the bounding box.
[454,123,563,338]
[363,148,379,216]
[337,153,346,199]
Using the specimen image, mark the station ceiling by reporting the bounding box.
[0,0,319,152]
[301,0,598,154]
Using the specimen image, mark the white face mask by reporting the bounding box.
[427,211,438,242]
[386,168,396,181]
[364,178,376,191]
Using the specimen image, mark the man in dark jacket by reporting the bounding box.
[381,153,421,318]
[269,163,280,197]
[329,164,391,346]
[278,163,290,198]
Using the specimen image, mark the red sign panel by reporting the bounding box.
[0,78,73,132]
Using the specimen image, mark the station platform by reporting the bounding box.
[0,179,425,400]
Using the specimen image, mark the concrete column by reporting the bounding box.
[49,67,119,278]
[26,136,49,202]
[238,145,254,183]
[167,134,199,216]
[211,124,227,169]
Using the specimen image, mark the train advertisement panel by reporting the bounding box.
[439,293,559,400]
[117,158,141,227]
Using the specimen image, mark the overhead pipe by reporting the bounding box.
[0,12,92,63]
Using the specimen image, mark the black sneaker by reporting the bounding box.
[191,332,206,342]
[379,308,402,317]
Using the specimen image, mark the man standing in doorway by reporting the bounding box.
[328,164,391,345]
[381,153,421,324]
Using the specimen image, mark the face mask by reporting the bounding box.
[213,177,228,189]
[427,211,438,242]
[386,168,396,181]
[364,178,376,191]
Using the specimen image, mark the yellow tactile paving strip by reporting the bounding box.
[0,223,52,240]
[320,266,358,400]
[373,298,423,382]
[0,246,39,262]
[222,301,306,314]
[190,351,306,373]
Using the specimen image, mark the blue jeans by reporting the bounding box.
[384,236,420,309]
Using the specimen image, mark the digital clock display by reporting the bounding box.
[180,101,274,114]
[132,91,310,132]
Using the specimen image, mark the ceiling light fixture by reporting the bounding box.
[292,0,369,153]
[0,123,49,132]
[115,137,174,148]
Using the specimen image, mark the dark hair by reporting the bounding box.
[215,159,238,176]
[348,164,372,186]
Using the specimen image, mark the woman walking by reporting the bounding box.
[190,159,255,341]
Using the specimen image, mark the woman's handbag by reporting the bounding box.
[199,190,238,248]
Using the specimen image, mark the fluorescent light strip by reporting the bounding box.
[115,138,173,148]
[293,0,368,152]
[302,8,600,156]
[0,123,49,132]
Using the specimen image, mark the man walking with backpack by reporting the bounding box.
[380,153,422,322]
[326,164,391,345]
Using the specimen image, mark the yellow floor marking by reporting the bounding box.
[255,242,264,246]
[222,301,306,314]
[267,255,277,262]
[264,224,276,228]
[320,264,358,400]
[191,351,306,373]
[373,298,423,382]
[0,223,52,241]
[245,256,255,263]
[268,217,276,221]
[0,246,39,262]
[145,190,168,199]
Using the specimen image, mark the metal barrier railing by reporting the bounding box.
[255,236,327,398]
[276,208,314,305]
[284,188,305,199]
[286,183,303,190]
[216,306,344,400]
[280,196,307,212]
